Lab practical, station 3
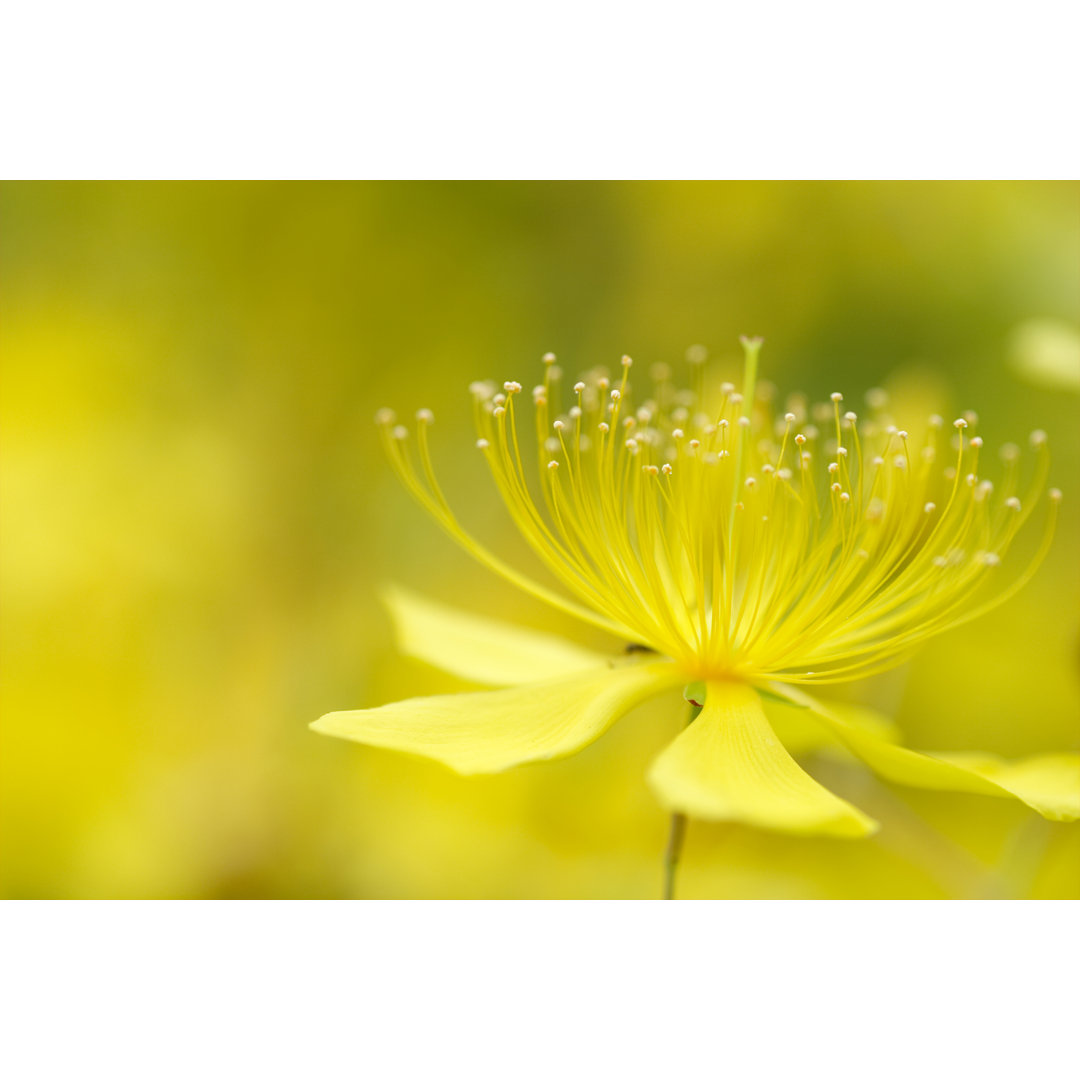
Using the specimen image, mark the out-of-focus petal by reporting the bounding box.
[381,583,612,686]
[1009,318,1080,393]
[774,684,1080,822]
[763,696,902,757]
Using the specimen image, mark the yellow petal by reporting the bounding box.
[773,684,1080,822]
[313,660,682,774]
[926,752,1080,822]
[763,696,902,757]
[381,583,612,686]
[646,682,877,837]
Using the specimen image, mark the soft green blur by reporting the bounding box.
[2,181,1078,899]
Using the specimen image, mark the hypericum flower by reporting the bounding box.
[314,340,1079,852]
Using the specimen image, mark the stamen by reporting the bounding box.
[379,340,1062,684]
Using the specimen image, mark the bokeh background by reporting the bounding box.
[2,181,1078,899]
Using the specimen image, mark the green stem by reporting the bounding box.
[663,813,687,900]
[662,698,703,900]
[739,335,762,424]
[729,335,763,540]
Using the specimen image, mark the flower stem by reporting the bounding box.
[662,697,703,900]
[662,813,687,900]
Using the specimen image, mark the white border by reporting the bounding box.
[1,902,1076,1077]
[3,2,1079,178]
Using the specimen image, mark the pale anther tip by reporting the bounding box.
[391,425,408,440]
[1005,497,1021,511]
[1030,429,1047,447]
[897,430,908,440]
[542,352,556,364]
[374,407,396,426]
[953,418,968,429]
[547,460,559,470]
[661,463,673,476]
[784,412,796,423]
[739,335,764,349]
[830,392,843,402]
[476,438,489,450]
[620,354,633,367]
[573,381,586,393]
[503,380,522,394]
[415,408,434,424]
[844,411,857,422]
[924,502,936,513]
[970,436,983,448]
[552,419,565,431]
[1049,488,1062,502]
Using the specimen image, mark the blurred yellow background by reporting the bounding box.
[2,181,1078,898]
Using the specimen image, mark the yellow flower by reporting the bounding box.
[314,340,1079,844]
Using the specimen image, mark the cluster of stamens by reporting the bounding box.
[376,340,1060,685]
